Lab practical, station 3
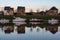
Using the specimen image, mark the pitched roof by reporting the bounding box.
[50,6,58,10]
[4,6,10,10]
[17,6,25,10]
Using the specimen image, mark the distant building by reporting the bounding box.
[40,11,46,15]
[4,6,10,15]
[17,6,25,15]
[46,6,58,15]
[4,6,14,15]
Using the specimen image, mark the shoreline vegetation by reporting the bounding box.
[18,15,60,20]
[0,15,60,20]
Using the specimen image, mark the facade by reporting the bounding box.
[7,8,14,15]
[4,6,10,15]
[4,6,14,15]
[17,6,25,15]
[46,7,58,15]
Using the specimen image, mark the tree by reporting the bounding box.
[36,9,40,13]
[30,9,33,13]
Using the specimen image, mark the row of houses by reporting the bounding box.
[0,6,25,15]
[26,6,59,15]
[0,6,59,16]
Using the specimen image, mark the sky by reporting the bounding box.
[0,0,60,12]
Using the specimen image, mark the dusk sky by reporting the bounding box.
[0,0,60,12]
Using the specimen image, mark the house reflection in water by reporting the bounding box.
[3,26,14,34]
[0,25,59,34]
[45,26,58,34]
[17,25,25,34]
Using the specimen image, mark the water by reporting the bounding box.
[0,21,60,40]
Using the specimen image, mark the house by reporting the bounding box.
[46,6,58,15]
[4,6,10,15]
[17,6,25,15]
[40,11,46,15]
[7,8,14,15]
[4,6,14,15]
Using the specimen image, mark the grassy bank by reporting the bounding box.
[0,15,60,20]
[0,15,14,19]
[18,15,60,20]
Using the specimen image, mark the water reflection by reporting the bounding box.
[45,26,58,34]
[3,26,14,34]
[17,25,25,34]
[0,22,59,34]
[0,21,60,40]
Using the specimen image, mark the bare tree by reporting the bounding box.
[36,9,40,13]
[30,9,33,13]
